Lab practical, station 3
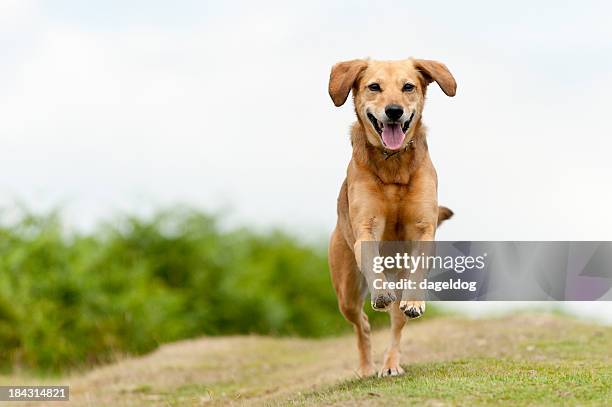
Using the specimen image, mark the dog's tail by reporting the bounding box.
[437,206,454,227]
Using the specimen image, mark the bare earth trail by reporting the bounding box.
[2,315,611,406]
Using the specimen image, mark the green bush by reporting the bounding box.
[0,207,363,373]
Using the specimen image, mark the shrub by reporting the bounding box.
[0,207,349,372]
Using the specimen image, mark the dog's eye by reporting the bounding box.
[368,83,381,92]
[402,83,415,92]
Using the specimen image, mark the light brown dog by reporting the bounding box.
[328,57,456,377]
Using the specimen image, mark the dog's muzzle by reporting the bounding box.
[367,111,415,150]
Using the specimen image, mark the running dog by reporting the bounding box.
[328,57,455,377]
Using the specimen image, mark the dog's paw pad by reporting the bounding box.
[371,291,396,311]
[399,300,425,319]
[378,364,404,377]
[356,364,376,378]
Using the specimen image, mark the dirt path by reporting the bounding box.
[2,314,610,406]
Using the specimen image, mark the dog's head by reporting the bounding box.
[329,58,456,151]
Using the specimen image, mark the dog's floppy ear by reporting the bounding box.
[413,59,456,97]
[328,59,368,107]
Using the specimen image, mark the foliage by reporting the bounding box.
[0,207,391,372]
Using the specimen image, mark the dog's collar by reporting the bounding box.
[381,139,414,160]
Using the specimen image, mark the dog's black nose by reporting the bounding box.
[385,104,404,121]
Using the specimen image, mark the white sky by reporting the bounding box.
[2,0,612,241]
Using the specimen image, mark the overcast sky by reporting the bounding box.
[2,0,612,241]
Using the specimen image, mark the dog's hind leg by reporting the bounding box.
[379,301,406,377]
[329,228,375,378]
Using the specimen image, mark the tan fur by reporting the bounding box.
[328,57,456,377]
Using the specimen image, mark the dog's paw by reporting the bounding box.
[399,300,425,319]
[371,291,396,311]
[378,362,405,378]
[356,363,376,378]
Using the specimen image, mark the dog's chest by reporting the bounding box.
[381,183,411,237]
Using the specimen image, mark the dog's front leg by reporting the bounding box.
[352,216,396,311]
[399,219,436,319]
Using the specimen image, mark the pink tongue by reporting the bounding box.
[382,124,405,150]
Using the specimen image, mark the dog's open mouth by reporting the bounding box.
[367,111,415,150]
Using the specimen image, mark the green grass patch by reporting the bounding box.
[289,326,612,406]
[291,358,610,406]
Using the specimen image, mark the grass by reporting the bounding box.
[293,359,610,406]
[1,314,610,406]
